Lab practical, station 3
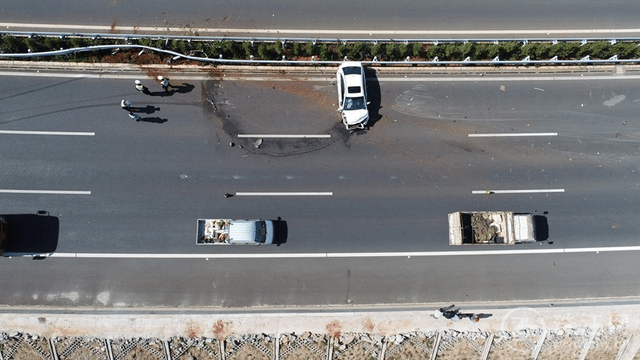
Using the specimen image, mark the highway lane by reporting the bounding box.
[0,70,638,307]
[3,0,640,38]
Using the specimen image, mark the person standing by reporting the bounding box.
[128,112,141,122]
[135,80,149,94]
[120,99,132,111]
[158,76,172,92]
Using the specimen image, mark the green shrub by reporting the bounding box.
[274,40,283,55]
[426,44,444,59]
[385,43,398,59]
[521,43,550,59]
[348,42,367,60]
[371,43,384,59]
[319,43,331,60]
[397,43,409,58]
[460,42,476,59]
[443,43,460,60]
[337,43,347,58]
[293,42,302,56]
[499,41,522,60]
[25,38,44,52]
[612,42,638,58]
[305,41,315,55]
[242,42,252,57]
[1,35,27,52]
[412,42,424,57]
[44,37,66,50]
[580,40,611,59]
[70,37,90,48]
[257,43,271,59]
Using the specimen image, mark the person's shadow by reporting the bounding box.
[171,83,195,94]
[130,105,160,114]
[149,83,195,97]
[139,116,168,124]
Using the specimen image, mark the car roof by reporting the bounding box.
[339,63,365,96]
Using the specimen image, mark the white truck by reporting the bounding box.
[448,211,536,245]
[196,219,275,245]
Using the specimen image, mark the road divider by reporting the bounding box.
[472,189,564,195]
[469,132,557,137]
[0,189,91,195]
[237,134,331,138]
[48,245,640,259]
[235,192,333,196]
[0,130,95,136]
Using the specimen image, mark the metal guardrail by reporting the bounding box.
[1,39,640,66]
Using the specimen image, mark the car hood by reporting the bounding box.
[342,109,369,125]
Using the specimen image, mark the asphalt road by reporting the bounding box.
[3,0,640,38]
[0,68,638,307]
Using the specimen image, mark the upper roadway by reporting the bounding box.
[0,65,638,307]
[3,0,640,39]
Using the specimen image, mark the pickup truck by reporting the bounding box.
[448,211,536,245]
[197,219,275,245]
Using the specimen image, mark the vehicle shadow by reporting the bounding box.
[365,68,383,128]
[1,211,59,258]
[534,215,550,243]
[272,219,288,246]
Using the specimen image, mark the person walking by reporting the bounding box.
[128,112,141,122]
[157,76,172,92]
[120,99,132,111]
[135,80,149,94]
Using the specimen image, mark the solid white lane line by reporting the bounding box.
[235,192,333,196]
[48,245,640,259]
[0,189,91,195]
[3,22,640,36]
[472,189,565,194]
[237,134,331,138]
[469,133,558,137]
[0,130,95,136]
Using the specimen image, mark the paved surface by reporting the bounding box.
[3,0,640,39]
[1,63,640,310]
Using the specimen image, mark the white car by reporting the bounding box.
[336,62,369,130]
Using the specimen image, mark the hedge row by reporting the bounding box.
[1,35,640,62]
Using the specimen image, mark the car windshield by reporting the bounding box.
[344,97,366,110]
[342,66,361,75]
[254,221,267,243]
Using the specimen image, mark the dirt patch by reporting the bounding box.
[332,333,381,360]
[0,333,53,360]
[436,331,489,360]
[585,327,628,360]
[55,337,109,360]
[203,79,351,157]
[487,330,541,360]
[279,332,328,360]
[110,338,165,360]
[538,331,588,360]
[168,337,221,360]
[224,334,274,360]
[384,332,436,360]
